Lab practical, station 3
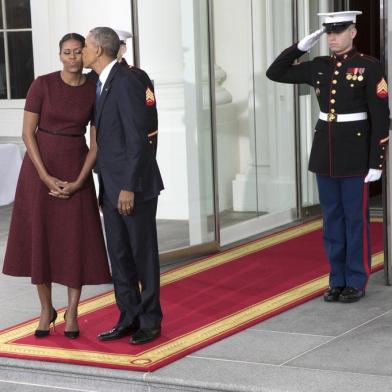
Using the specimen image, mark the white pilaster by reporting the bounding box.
[232,0,296,213]
[138,1,235,230]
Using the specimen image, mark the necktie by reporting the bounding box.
[96,79,102,103]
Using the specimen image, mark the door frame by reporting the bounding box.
[382,0,391,284]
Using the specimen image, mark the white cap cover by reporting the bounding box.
[318,10,362,24]
[114,29,132,42]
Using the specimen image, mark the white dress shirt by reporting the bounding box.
[98,59,117,93]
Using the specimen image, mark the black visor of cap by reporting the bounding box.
[323,21,354,33]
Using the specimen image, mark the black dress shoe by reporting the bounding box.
[130,327,161,345]
[323,287,344,302]
[339,287,365,303]
[98,324,138,341]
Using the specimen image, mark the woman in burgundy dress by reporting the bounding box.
[2,33,111,338]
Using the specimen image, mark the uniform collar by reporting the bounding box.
[331,47,357,61]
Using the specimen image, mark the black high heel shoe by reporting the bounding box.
[34,308,57,338]
[64,310,80,339]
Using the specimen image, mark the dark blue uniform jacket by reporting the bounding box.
[266,45,390,177]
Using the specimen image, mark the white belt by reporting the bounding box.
[319,111,368,122]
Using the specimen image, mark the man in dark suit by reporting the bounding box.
[82,27,163,344]
[85,29,159,155]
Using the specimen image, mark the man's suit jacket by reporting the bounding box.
[95,62,164,207]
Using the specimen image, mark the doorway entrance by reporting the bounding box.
[132,0,337,260]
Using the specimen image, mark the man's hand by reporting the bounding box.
[297,28,325,52]
[364,169,382,183]
[118,190,135,215]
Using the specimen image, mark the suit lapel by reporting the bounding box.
[96,62,121,129]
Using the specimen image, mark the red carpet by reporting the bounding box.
[0,218,384,371]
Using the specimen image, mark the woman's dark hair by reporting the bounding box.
[59,33,85,53]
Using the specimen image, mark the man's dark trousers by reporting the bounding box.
[102,193,162,330]
[316,175,371,290]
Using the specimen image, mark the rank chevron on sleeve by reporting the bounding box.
[146,87,156,106]
[376,78,388,98]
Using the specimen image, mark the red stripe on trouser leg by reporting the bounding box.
[362,182,370,289]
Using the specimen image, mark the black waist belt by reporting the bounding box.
[37,127,84,137]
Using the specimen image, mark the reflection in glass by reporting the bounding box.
[213,0,259,229]
[0,33,6,99]
[5,0,31,28]
[138,0,216,252]
[214,0,298,244]
[8,31,34,98]
[254,1,296,215]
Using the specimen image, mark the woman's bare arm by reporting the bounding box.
[61,125,98,196]
[22,111,68,198]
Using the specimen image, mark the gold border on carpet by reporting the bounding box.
[0,218,384,369]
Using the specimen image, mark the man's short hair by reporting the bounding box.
[89,27,120,59]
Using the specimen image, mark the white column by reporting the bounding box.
[138,1,235,230]
[138,0,189,222]
[138,0,218,245]
[232,0,296,212]
[213,0,258,213]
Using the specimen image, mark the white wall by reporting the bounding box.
[0,0,133,138]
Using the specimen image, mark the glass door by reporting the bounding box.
[136,0,218,258]
[212,0,298,245]
[134,0,334,256]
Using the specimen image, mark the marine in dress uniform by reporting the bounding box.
[115,29,159,171]
[266,11,390,302]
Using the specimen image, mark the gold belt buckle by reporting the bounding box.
[327,113,336,122]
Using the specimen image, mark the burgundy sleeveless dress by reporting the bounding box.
[2,71,112,288]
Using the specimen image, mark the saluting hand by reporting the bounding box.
[297,28,325,52]
[118,190,135,215]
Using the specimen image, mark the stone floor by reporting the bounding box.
[1,204,392,391]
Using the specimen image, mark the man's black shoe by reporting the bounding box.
[339,287,365,303]
[323,287,344,302]
[98,324,138,341]
[130,327,161,345]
